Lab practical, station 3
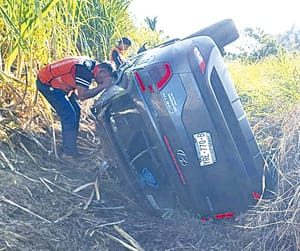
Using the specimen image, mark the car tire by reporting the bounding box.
[184,18,239,54]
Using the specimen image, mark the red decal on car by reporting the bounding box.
[163,135,186,185]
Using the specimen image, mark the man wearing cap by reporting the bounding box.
[36,57,116,164]
[110,37,132,69]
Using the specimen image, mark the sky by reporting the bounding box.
[129,0,300,39]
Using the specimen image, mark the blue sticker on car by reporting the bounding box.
[140,168,158,188]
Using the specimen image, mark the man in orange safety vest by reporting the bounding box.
[37,57,117,164]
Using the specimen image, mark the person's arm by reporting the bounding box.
[76,77,114,100]
[74,64,114,100]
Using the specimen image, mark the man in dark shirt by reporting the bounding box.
[37,58,117,164]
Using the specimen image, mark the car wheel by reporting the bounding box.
[184,18,239,54]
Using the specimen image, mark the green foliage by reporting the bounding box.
[228,27,282,63]
[144,16,158,31]
[130,25,165,53]
[0,0,64,77]
[0,0,135,79]
[89,0,136,60]
[4,0,299,147]
[278,25,300,51]
[0,0,139,140]
[228,51,300,119]
[126,15,168,55]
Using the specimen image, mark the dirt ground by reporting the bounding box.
[0,115,298,251]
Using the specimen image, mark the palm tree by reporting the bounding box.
[144,16,157,31]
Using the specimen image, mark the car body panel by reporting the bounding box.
[92,36,265,217]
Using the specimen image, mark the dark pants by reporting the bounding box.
[36,79,80,156]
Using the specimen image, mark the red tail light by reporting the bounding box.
[193,47,206,74]
[155,63,172,90]
[201,213,234,222]
[134,63,172,92]
[134,71,146,92]
[252,192,261,199]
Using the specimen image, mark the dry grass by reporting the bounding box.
[0,99,299,251]
[0,66,299,251]
[238,105,300,251]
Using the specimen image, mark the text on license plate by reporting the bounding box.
[193,132,216,166]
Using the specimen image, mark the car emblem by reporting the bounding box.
[176,149,188,167]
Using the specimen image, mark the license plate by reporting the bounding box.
[193,132,216,166]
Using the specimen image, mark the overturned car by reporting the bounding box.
[91,19,268,220]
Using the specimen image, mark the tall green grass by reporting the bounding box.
[0,0,134,77]
[228,52,300,251]
[227,51,300,119]
[0,0,135,144]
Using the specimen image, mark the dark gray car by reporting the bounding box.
[91,19,267,220]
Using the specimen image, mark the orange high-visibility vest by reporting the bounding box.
[38,57,89,92]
